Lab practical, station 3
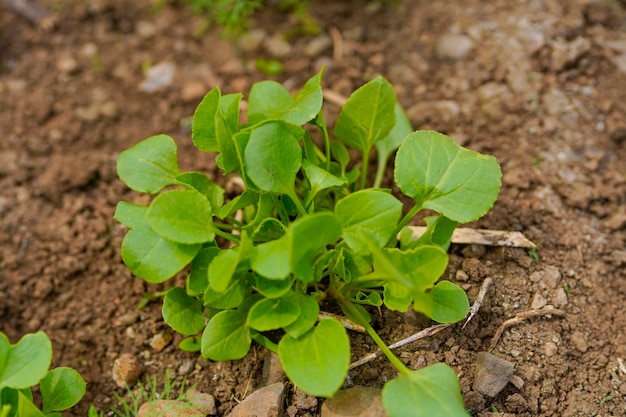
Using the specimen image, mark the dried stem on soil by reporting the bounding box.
[489,308,567,351]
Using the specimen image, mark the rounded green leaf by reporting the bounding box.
[162,287,205,336]
[247,296,301,331]
[413,281,470,324]
[335,190,402,255]
[244,122,303,195]
[278,319,350,397]
[187,247,220,296]
[40,367,86,413]
[248,81,294,124]
[192,87,220,152]
[0,331,52,390]
[251,236,291,280]
[395,130,502,223]
[146,190,215,244]
[201,310,251,361]
[117,134,180,194]
[208,249,240,293]
[382,363,470,417]
[283,293,320,339]
[121,224,200,283]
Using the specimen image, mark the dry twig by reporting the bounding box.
[464,277,492,328]
[3,0,57,29]
[489,308,566,351]
[318,311,366,333]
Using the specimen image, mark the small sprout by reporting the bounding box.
[528,243,541,262]
[600,395,614,404]
[563,283,571,294]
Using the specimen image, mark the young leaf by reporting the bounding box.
[395,130,502,223]
[187,247,220,296]
[40,367,86,413]
[114,201,148,229]
[244,121,304,196]
[334,76,396,152]
[204,273,251,309]
[382,363,470,417]
[413,281,469,323]
[201,309,251,361]
[0,331,52,390]
[374,102,412,188]
[302,159,346,202]
[335,190,402,255]
[162,287,205,336]
[251,236,291,280]
[278,319,350,397]
[254,273,294,298]
[282,293,320,339]
[208,248,240,293]
[383,281,413,312]
[145,190,215,244]
[215,93,244,174]
[247,295,301,331]
[175,171,225,212]
[372,246,448,292]
[192,87,220,152]
[17,391,46,417]
[121,224,200,283]
[178,336,202,353]
[116,134,180,194]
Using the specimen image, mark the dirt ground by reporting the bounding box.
[1,0,625,416]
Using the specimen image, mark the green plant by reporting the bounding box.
[88,370,195,417]
[115,69,502,416]
[0,331,86,417]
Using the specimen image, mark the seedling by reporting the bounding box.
[0,331,86,417]
[116,69,502,416]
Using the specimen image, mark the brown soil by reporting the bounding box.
[1,0,625,416]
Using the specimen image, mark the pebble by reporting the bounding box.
[292,388,317,410]
[531,292,547,310]
[187,389,217,415]
[434,33,473,61]
[139,62,176,93]
[149,331,173,352]
[226,382,285,417]
[321,386,386,417]
[473,352,515,397]
[544,341,558,357]
[178,359,195,376]
[261,351,285,386]
[112,353,143,388]
[549,37,591,72]
[303,34,332,57]
[181,81,208,102]
[57,55,79,74]
[265,34,292,57]
[238,28,267,53]
[137,399,206,417]
[570,331,589,353]
[552,287,568,307]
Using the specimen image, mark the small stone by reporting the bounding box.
[552,287,568,307]
[292,388,317,410]
[473,352,515,397]
[542,266,561,288]
[549,37,591,72]
[455,270,469,282]
[187,389,217,415]
[265,34,292,57]
[434,33,473,61]
[570,331,589,353]
[239,28,267,53]
[112,353,143,388]
[149,331,173,352]
[57,55,79,74]
[136,20,158,38]
[139,62,176,93]
[262,351,285,386]
[226,382,285,417]
[544,341,558,357]
[321,386,385,417]
[137,400,205,417]
[178,359,195,376]
[303,34,332,57]
[531,292,547,310]
[181,81,207,102]
[464,390,485,412]
[505,393,528,413]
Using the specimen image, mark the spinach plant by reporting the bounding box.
[116,69,501,417]
[0,331,86,417]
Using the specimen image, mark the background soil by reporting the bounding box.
[1,0,625,416]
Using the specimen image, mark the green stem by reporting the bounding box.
[251,331,279,353]
[288,191,308,217]
[339,299,410,376]
[373,153,388,189]
[388,202,423,245]
[319,115,331,171]
[213,227,240,244]
[359,147,371,190]
[213,221,238,231]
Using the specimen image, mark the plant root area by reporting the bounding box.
[1,1,625,416]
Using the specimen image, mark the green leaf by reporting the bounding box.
[278,319,350,397]
[329,141,350,175]
[208,249,240,293]
[395,130,502,223]
[215,93,243,174]
[40,368,86,413]
[201,310,251,361]
[178,336,202,353]
[145,190,215,244]
[283,293,319,339]
[204,273,251,309]
[254,274,294,298]
[248,71,323,125]
[114,202,148,229]
[121,224,200,283]
[373,246,448,292]
[335,190,402,255]
[401,215,457,251]
[382,363,470,417]
[250,236,291,280]
[244,121,303,195]
[17,392,45,417]
[302,159,346,202]
[383,281,413,312]
[414,281,469,323]
[374,102,412,187]
[0,331,51,390]
[354,291,382,307]
[289,212,342,283]
[162,287,205,336]
[187,247,220,296]
[192,87,220,152]
[334,76,396,152]
[247,295,301,331]
[116,134,180,194]
[218,190,258,219]
[175,171,225,212]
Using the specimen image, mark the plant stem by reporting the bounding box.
[251,330,279,353]
[373,153,388,189]
[360,146,371,190]
[288,191,308,217]
[339,299,410,376]
[213,227,240,244]
[388,202,423,245]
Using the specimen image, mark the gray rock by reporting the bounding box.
[137,399,206,417]
[139,62,176,93]
[321,386,386,417]
[304,34,333,57]
[262,351,285,386]
[473,352,515,397]
[226,382,285,417]
[434,33,473,61]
